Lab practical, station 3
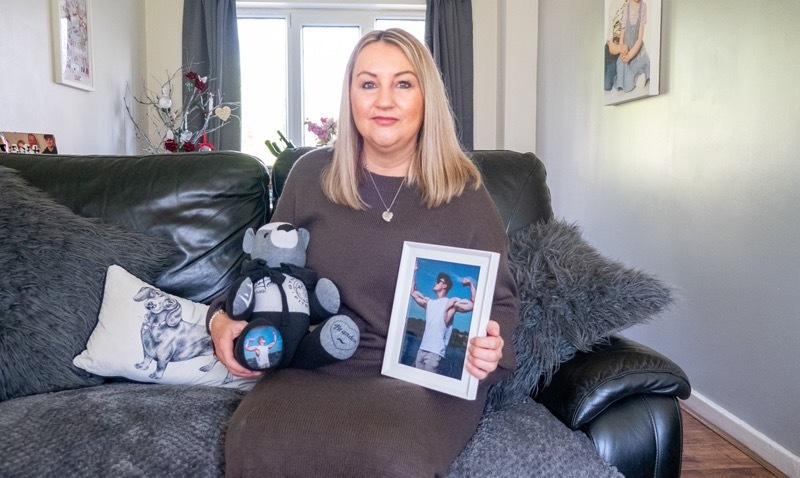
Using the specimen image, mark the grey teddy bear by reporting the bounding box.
[215,222,360,371]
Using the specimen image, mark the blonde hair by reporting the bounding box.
[322,28,481,210]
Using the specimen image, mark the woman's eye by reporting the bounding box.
[397,80,412,89]
[361,81,376,89]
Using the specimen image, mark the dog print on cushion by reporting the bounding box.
[133,286,228,382]
[73,265,256,391]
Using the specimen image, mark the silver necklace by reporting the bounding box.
[364,165,404,222]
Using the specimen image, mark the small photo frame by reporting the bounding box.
[381,242,500,400]
[51,0,94,91]
[1,131,59,154]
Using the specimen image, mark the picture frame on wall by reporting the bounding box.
[604,0,661,105]
[51,0,94,91]
[381,242,499,400]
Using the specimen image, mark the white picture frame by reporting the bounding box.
[603,0,661,105]
[381,242,500,400]
[51,0,94,91]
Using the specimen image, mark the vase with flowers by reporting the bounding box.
[125,66,238,154]
[304,117,337,146]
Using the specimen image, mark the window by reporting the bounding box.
[238,2,425,164]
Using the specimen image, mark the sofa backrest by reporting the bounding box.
[0,149,552,303]
[0,152,270,303]
[468,150,554,234]
[271,146,316,207]
[271,149,554,235]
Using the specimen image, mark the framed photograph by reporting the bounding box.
[381,242,500,400]
[51,0,94,91]
[603,0,661,105]
[1,131,59,154]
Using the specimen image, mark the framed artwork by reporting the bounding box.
[603,0,661,105]
[381,242,499,400]
[1,131,59,154]
[51,0,94,91]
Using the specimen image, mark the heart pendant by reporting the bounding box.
[382,211,394,222]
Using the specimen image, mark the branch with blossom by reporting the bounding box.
[125,66,238,153]
[304,117,337,146]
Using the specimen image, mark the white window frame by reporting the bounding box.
[237,1,425,146]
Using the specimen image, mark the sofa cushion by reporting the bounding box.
[485,219,674,411]
[0,382,245,477]
[448,397,623,477]
[0,166,172,401]
[73,265,256,390]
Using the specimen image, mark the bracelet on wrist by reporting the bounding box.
[206,308,226,335]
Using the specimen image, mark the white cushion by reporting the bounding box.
[73,265,256,390]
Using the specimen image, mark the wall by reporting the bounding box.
[537,0,800,473]
[143,0,184,143]
[473,0,537,152]
[0,0,146,154]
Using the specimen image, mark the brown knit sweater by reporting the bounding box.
[225,148,520,477]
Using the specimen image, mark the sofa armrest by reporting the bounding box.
[585,394,684,478]
[534,335,691,430]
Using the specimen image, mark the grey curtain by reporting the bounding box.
[425,0,473,150]
[182,0,241,151]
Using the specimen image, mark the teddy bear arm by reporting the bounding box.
[225,275,256,321]
[308,277,341,325]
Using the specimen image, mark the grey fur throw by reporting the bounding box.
[0,166,172,401]
[485,219,673,412]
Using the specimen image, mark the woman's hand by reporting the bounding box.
[466,320,504,380]
[209,311,263,379]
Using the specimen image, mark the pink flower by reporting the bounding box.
[304,117,337,146]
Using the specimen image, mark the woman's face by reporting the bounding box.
[350,42,424,161]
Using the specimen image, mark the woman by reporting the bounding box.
[210,29,519,477]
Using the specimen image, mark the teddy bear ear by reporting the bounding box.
[242,228,256,254]
[298,228,310,248]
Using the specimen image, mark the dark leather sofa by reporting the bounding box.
[0,150,690,477]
